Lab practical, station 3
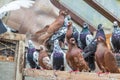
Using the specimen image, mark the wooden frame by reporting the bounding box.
[0,32,26,80]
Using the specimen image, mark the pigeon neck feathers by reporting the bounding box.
[53,39,63,53]
[82,27,90,33]
[113,26,120,34]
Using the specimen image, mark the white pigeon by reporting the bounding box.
[0,0,35,18]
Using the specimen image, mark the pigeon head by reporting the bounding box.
[83,22,89,29]
[28,40,35,48]
[113,21,118,27]
[59,10,68,16]
[97,24,103,30]
[0,12,7,19]
[69,38,76,45]
[54,39,59,45]
[39,45,47,51]
[67,21,72,28]
[64,15,71,26]
[71,31,78,44]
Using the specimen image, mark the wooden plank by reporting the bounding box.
[0,32,26,41]
[15,40,25,80]
[23,69,120,80]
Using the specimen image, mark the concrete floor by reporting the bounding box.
[0,61,15,80]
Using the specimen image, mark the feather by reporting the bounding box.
[0,19,7,34]
[49,15,71,42]
[33,51,39,66]
[86,34,93,46]
[0,0,35,14]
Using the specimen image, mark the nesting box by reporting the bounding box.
[0,32,26,80]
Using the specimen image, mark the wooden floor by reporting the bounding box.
[0,62,15,80]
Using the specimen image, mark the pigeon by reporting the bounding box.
[80,23,93,50]
[38,10,68,45]
[95,36,119,73]
[51,39,66,71]
[110,21,120,53]
[27,40,40,69]
[83,24,106,71]
[66,37,89,71]
[66,22,89,71]
[38,45,52,70]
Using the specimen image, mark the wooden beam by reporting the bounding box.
[0,32,26,41]
[50,0,96,32]
[23,69,120,80]
[84,0,120,26]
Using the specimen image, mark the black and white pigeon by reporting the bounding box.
[80,23,93,50]
[27,40,40,69]
[110,21,120,53]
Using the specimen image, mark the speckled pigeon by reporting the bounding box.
[51,39,66,71]
[50,15,71,42]
[46,15,71,51]
[110,21,120,53]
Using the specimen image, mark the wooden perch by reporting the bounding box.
[23,68,120,80]
[0,32,26,41]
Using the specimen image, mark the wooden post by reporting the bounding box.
[15,40,25,80]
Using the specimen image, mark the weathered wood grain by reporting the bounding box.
[24,69,120,80]
[15,40,25,80]
[0,32,26,41]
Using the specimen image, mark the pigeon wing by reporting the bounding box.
[0,0,35,14]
